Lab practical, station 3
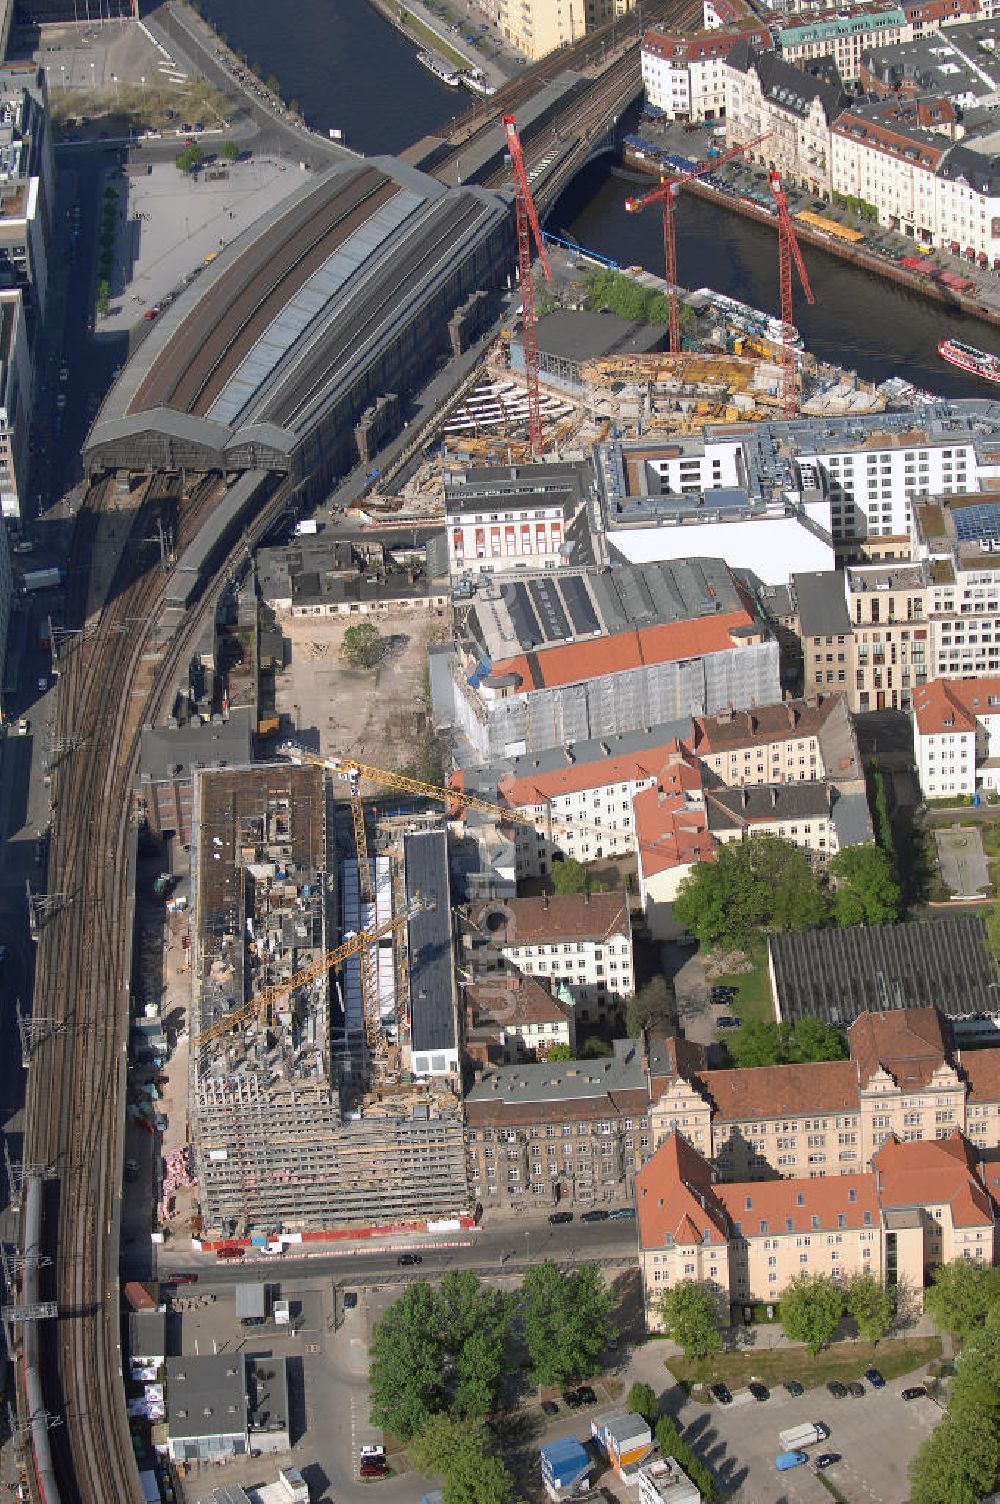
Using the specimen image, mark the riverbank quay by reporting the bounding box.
[622,128,1000,335]
[362,0,516,88]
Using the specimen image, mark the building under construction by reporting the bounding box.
[189,764,467,1237]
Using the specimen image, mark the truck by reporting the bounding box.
[21,567,63,593]
[778,1422,828,1450]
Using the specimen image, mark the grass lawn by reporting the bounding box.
[398,11,469,68]
[712,941,774,1025]
[666,1333,941,1392]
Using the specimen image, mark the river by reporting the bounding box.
[197,0,1000,397]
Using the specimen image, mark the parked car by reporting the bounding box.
[581,1209,608,1222]
[826,1381,847,1399]
[711,986,736,1003]
[748,1382,770,1402]
[541,1399,559,1417]
[711,1382,733,1405]
[548,1211,573,1224]
[165,1272,197,1285]
[359,1461,387,1478]
[775,1451,808,1471]
[815,1453,841,1469]
[577,1385,597,1405]
[360,1445,385,1462]
[397,1253,422,1266]
[562,1389,582,1409]
[609,1207,636,1221]
[783,1380,804,1397]
[343,1291,358,1310]
[902,1386,927,1401]
[716,1015,740,1030]
[864,1367,885,1389]
[847,1381,865,1398]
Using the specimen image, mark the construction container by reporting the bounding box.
[540,1436,591,1498]
[591,1411,652,1476]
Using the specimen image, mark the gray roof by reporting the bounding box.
[793,570,851,637]
[831,790,875,848]
[459,716,695,803]
[536,309,666,362]
[234,1283,266,1319]
[165,1355,247,1441]
[466,1038,647,1106]
[705,783,832,832]
[129,1309,166,1358]
[404,829,458,1055]
[444,459,591,518]
[247,1356,288,1436]
[727,39,848,122]
[139,708,254,785]
[770,916,1000,1026]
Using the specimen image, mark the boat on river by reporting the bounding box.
[938,338,1000,385]
[416,50,460,86]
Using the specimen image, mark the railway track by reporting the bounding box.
[18,469,289,1504]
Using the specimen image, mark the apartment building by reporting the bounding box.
[637,1129,998,1328]
[779,8,907,85]
[0,64,55,327]
[650,1006,990,1182]
[794,569,855,702]
[464,1036,706,1211]
[0,289,32,521]
[445,461,595,580]
[912,676,1000,797]
[0,510,11,715]
[911,493,1000,677]
[496,0,635,61]
[463,972,577,1064]
[724,41,849,196]
[845,561,930,712]
[462,891,634,1023]
[641,24,769,120]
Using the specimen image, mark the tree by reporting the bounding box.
[625,975,673,1038]
[544,1042,574,1061]
[436,1272,512,1421]
[369,1282,445,1439]
[657,1280,722,1361]
[221,139,239,160]
[725,1016,846,1070]
[627,1381,658,1423]
[521,1261,612,1388]
[830,844,901,927]
[910,1415,1000,1504]
[673,836,827,950]
[411,1416,517,1504]
[579,1035,613,1058]
[867,758,895,863]
[924,1258,1000,1339]
[341,620,386,668]
[654,1416,716,1501]
[844,1273,894,1343]
[779,1273,844,1356]
[550,857,588,895]
[175,143,204,173]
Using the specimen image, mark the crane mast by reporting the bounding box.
[504,113,553,459]
[768,167,815,417]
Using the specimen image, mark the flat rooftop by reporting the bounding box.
[404,828,458,1057]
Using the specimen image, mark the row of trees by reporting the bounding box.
[582,267,696,340]
[369,1264,613,1499]
[673,835,901,952]
[659,1271,896,1360]
[910,1262,1000,1504]
[626,1384,716,1500]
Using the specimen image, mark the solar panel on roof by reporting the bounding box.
[531,579,569,641]
[561,575,599,635]
[953,502,1000,545]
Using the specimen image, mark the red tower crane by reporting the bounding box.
[504,113,553,459]
[767,167,815,417]
[623,132,772,355]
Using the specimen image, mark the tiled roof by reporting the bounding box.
[643,24,768,63]
[636,1133,730,1249]
[464,972,572,1028]
[705,782,832,831]
[693,696,839,753]
[488,610,755,693]
[465,1086,650,1128]
[958,1046,1000,1103]
[695,1059,859,1120]
[634,751,714,879]
[498,743,676,806]
[469,891,631,946]
[716,1172,879,1235]
[849,1006,952,1090]
[873,1132,996,1226]
[913,676,1000,735]
[912,679,979,736]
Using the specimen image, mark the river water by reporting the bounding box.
[199,0,1000,396]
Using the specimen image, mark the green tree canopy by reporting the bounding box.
[545,1042,574,1061]
[657,1280,722,1361]
[175,143,204,173]
[221,139,239,160]
[341,620,386,668]
[411,1416,517,1504]
[654,1416,716,1501]
[673,836,827,950]
[725,1016,846,1069]
[549,857,589,895]
[779,1273,844,1356]
[909,1413,1000,1504]
[625,974,673,1039]
[369,1275,513,1440]
[924,1258,1000,1339]
[844,1273,895,1343]
[627,1381,658,1424]
[521,1261,613,1388]
[829,844,901,927]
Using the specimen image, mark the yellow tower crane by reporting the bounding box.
[196,903,422,1050]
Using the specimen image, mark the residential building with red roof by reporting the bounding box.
[641,23,768,120]
[912,676,1000,799]
[638,1128,997,1328]
[463,972,576,1065]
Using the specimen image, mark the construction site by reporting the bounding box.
[183,761,468,1241]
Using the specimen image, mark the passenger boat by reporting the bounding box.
[461,68,496,96]
[937,338,1000,385]
[416,50,461,86]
